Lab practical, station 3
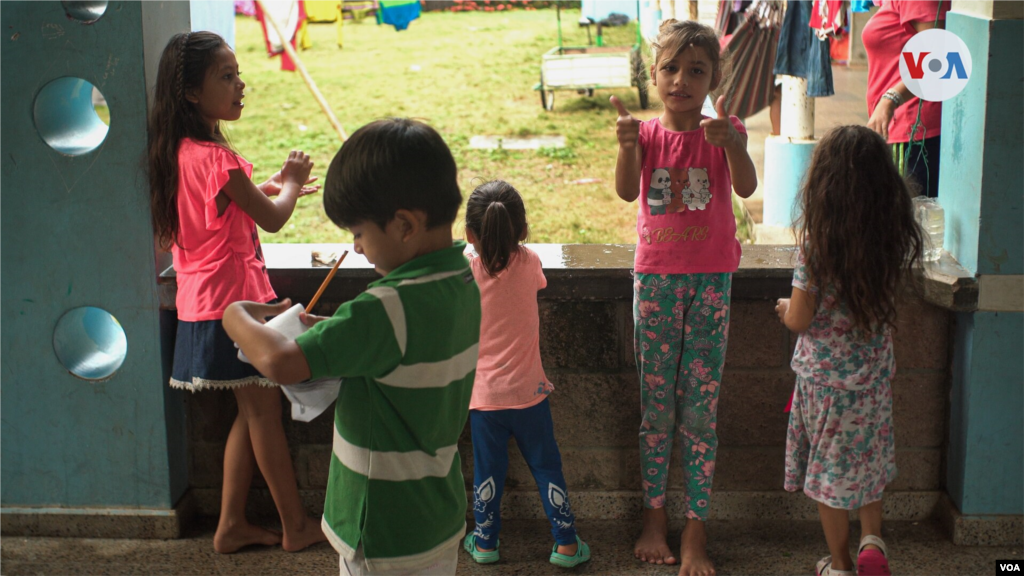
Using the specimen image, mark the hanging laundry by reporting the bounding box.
[343,0,378,22]
[235,0,257,17]
[377,0,420,31]
[306,0,340,22]
[255,0,312,71]
[773,0,833,97]
[850,0,873,13]
[715,0,783,118]
[809,0,844,39]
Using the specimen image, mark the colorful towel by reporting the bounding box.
[377,0,420,31]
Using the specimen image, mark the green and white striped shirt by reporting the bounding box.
[296,241,480,572]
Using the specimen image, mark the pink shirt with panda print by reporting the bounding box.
[634,116,745,275]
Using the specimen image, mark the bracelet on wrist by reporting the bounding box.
[882,89,903,107]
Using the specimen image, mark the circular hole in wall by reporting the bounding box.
[92,86,109,126]
[34,77,109,155]
[53,306,127,381]
[62,1,108,23]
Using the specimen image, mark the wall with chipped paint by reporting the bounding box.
[0,2,188,509]
[941,9,1024,517]
[941,15,1023,276]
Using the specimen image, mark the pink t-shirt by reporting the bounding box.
[171,139,276,321]
[469,247,554,411]
[635,117,745,274]
[862,0,949,143]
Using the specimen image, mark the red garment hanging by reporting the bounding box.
[254,0,307,71]
[809,0,844,39]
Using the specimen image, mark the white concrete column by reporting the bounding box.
[780,75,815,140]
[660,0,675,21]
[763,75,818,229]
[674,0,690,21]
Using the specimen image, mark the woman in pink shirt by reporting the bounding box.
[613,19,756,576]
[862,0,950,197]
[148,32,324,554]
[461,180,591,569]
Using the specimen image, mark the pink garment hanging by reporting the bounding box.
[809,0,844,39]
[235,1,257,17]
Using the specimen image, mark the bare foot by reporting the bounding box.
[556,541,579,556]
[213,521,281,554]
[678,520,715,576]
[634,507,677,565]
[282,516,328,552]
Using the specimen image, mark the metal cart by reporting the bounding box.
[534,1,648,111]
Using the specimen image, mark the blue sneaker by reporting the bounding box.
[463,533,500,564]
[549,536,591,568]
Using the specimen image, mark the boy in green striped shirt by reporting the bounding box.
[224,118,480,575]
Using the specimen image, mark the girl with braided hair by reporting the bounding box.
[148,31,325,554]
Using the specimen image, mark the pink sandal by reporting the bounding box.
[856,535,891,576]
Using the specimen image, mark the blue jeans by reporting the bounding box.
[774,0,834,97]
[470,399,577,547]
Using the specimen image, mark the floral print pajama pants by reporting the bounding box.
[634,272,731,520]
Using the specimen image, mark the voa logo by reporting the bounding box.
[899,28,972,102]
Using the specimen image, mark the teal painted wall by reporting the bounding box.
[940,12,986,274]
[1,2,187,508]
[977,18,1023,276]
[948,311,1024,515]
[942,14,1024,275]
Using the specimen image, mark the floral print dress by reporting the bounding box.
[784,259,897,510]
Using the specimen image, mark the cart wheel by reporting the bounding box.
[632,48,650,110]
[540,73,555,111]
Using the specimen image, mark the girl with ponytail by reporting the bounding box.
[461,181,591,568]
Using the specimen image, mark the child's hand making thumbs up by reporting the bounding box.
[700,95,742,149]
[611,95,643,202]
[611,95,641,149]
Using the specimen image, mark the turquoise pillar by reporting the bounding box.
[1,1,189,525]
[941,7,1023,516]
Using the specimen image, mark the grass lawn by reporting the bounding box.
[227,8,657,244]
[222,10,753,243]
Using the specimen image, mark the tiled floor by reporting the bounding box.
[3,519,1019,575]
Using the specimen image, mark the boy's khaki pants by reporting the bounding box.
[340,541,459,576]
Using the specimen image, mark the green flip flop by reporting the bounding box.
[463,533,500,564]
[549,536,591,568]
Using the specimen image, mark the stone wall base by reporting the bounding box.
[937,493,1024,547]
[0,495,194,539]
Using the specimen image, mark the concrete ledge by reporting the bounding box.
[922,252,981,312]
[0,500,192,539]
[158,243,978,311]
[938,493,1024,546]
